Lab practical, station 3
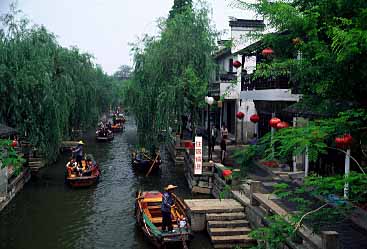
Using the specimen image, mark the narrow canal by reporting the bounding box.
[0,119,212,249]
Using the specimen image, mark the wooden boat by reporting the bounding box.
[65,157,101,188]
[111,123,123,132]
[131,151,161,173]
[96,128,114,142]
[135,191,193,248]
[116,113,126,124]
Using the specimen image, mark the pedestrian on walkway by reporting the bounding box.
[210,124,218,152]
[220,138,226,163]
[221,124,228,140]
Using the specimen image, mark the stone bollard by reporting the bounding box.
[321,231,340,249]
[250,180,262,206]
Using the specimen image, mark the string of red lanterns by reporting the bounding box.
[269,117,281,128]
[276,121,289,129]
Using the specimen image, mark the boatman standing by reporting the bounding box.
[161,184,177,232]
[73,141,84,167]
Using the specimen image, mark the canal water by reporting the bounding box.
[0,120,212,249]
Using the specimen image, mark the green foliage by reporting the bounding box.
[237,0,367,107]
[249,172,367,248]
[169,0,192,19]
[125,2,216,151]
[0,139,25,175]
[235,110,367,172]
[0,6,120,160]
[249,215,295,249]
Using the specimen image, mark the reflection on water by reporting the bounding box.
[0,119,212,249]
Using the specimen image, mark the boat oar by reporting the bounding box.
[145,154,160,177]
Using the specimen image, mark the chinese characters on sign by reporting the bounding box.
[194,136,203,175]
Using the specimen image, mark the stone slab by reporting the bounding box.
[185,199,244,214]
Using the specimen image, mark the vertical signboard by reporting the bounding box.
[194,136,203,175]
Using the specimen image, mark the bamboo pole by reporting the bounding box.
[145,154,160,177]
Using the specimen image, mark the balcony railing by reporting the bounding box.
[241,75,291,91]
[217,72,237,82]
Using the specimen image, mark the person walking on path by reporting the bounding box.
[220,138,227,164]
[221,124,228,140]
[161,184,177,232]
[210,125,218,152]
[72,141,84,167]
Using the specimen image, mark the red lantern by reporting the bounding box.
[262,47,274,56]
[222,169,232,178]
[250,114,260,123]
[335,134,352,147]
[233,60,242,68]
[11,139,17,147]
[276,121,289,129]
[183,141,194,149]
[344,134,353,145]
[269,117,281,128]
[236,112,245,120]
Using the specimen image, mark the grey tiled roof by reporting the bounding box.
[0,124,16,138]
[229,19,265,28]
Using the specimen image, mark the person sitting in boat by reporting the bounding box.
[161,184,177,232]
[178,215,187,228]
[72,141,84,167]
[82,158,93,176]
[76,162,84,176]
[66,159,77,176]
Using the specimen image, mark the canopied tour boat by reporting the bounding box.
[96,127,114,142]
[135,191,193,248]
[65,156,101,188]
[111,123,123,132]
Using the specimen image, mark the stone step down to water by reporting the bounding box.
[206,212,246,221]
[185,198,255,248]
[209,227,251,236]
[185,199,244,214]
[208,219,250,228]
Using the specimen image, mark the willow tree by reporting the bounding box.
[0,6,119,161]
[125,1,216,151]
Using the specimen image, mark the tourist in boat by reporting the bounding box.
[178,215,187,229]
[72,141,84,167]
[161,184,177,232]
[66,159,77,176]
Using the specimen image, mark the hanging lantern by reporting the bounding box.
[222,169,232,178]
[11,139,17,147]
[236,112,245,120]
[250,114,260,123]
[276,121,289,129]
[262,47,274,56]
[233,60,242,68]
[269,117,281,128]
[344,134,353,145]
[335,134,352,148]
